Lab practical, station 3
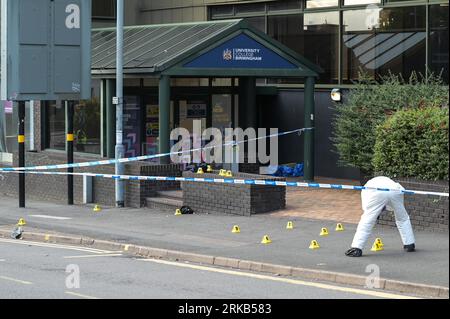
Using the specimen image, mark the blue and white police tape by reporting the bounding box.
[5,170,449,197]
[0,127,313,172]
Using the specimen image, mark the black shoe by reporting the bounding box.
[404,244,415,252]
[345,247,363,257]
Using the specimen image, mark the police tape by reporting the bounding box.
[4,170,449,197]
[0,127,313,172]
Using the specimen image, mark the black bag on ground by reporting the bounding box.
[180,206,194,214]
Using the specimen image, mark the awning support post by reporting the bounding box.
[303,76,315,182]
[159,75,171,164]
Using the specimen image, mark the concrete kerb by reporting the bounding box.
[0,229,447,298]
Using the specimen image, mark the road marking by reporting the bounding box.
[0,275,33,285]
[0,238,115,254]
[65,291,99,299]
[0,259,5,262]
[139,259,419,299]
[64,253,123,259]
[29,215,72,220]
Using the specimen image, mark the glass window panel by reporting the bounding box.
[212,78,232,87]
[212,94,232,133]
[306,0,339,9]
[0,101,19,158]
[268,12,339,84]
[344,0,381,5]
[210,5,234,18]
[235,3,266,15]
[342,6,426,83]
[244,16,266,33]
[268,0,301,11]
[92,0,116,19]
[430,4,449,83]
[74,98,101,154]
[46,101,66,151]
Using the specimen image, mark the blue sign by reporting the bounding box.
[184,33,297,69]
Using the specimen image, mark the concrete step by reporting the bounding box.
[146,197,183,213]
[155,190,183,201]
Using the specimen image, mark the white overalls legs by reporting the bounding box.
[351,176,416,250]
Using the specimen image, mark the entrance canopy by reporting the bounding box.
[91,19,322,181]
[91,19,322,78]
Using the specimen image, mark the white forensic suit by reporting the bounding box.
[351,176,415,249]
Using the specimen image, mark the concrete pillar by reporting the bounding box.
[303,76,316,182]
[159,75,171,164]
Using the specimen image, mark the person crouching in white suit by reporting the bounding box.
[345,176,416,257]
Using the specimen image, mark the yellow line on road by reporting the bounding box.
[0,275,33,285]
[65,291,100,299]
[139,259,419,299]
[64,253,123,259]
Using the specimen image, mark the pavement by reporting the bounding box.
[0,238,414,299]
[275,187,362,224]
[0,195,448,295]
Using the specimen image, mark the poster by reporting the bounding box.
[187,101,207,118]
[146,104,159,137]
[123,96,141,157]
[146,104,159,118]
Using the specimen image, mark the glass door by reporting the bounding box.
[177,97,208,163]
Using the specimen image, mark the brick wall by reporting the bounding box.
[377,178,449,232]
[182,171,286,216]
[0,151,182,208]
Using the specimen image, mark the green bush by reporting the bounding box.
[373,107,449,181]
[331,71,449,175]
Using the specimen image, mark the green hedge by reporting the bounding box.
[373,107,449,181]
[331,71,448,175]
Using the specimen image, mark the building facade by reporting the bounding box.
[1,0,448,181]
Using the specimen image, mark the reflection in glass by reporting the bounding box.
[306,0,339,9]
[235,3,265,15]
[344,0,381,5]
[268,0,301,11]
[74,99,101,154]
[244,16,266,33]
[430,4,449,83]
[210,5,234,18]
[268,12,339,84]
[46,101,66,151]
[342,6,426,83]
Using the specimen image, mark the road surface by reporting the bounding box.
[0,237,418,299]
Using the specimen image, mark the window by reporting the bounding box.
[344,0,381,5]
[46,101,66,151]
[210,5,234,18]
[45,82,101,154]
[73,99,101,154]
[235,3,266,15]
[268,0,302,11]
[244,16,266,33]
[268,12,339,84]
[430,4,449,83]
[92,0,116,19]
[0,101,33,163]
[306,0,339,9]
[342,6,427,83]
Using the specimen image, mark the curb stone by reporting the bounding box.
[0,229,447,298]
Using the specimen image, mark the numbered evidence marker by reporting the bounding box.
[231,225,241,233]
